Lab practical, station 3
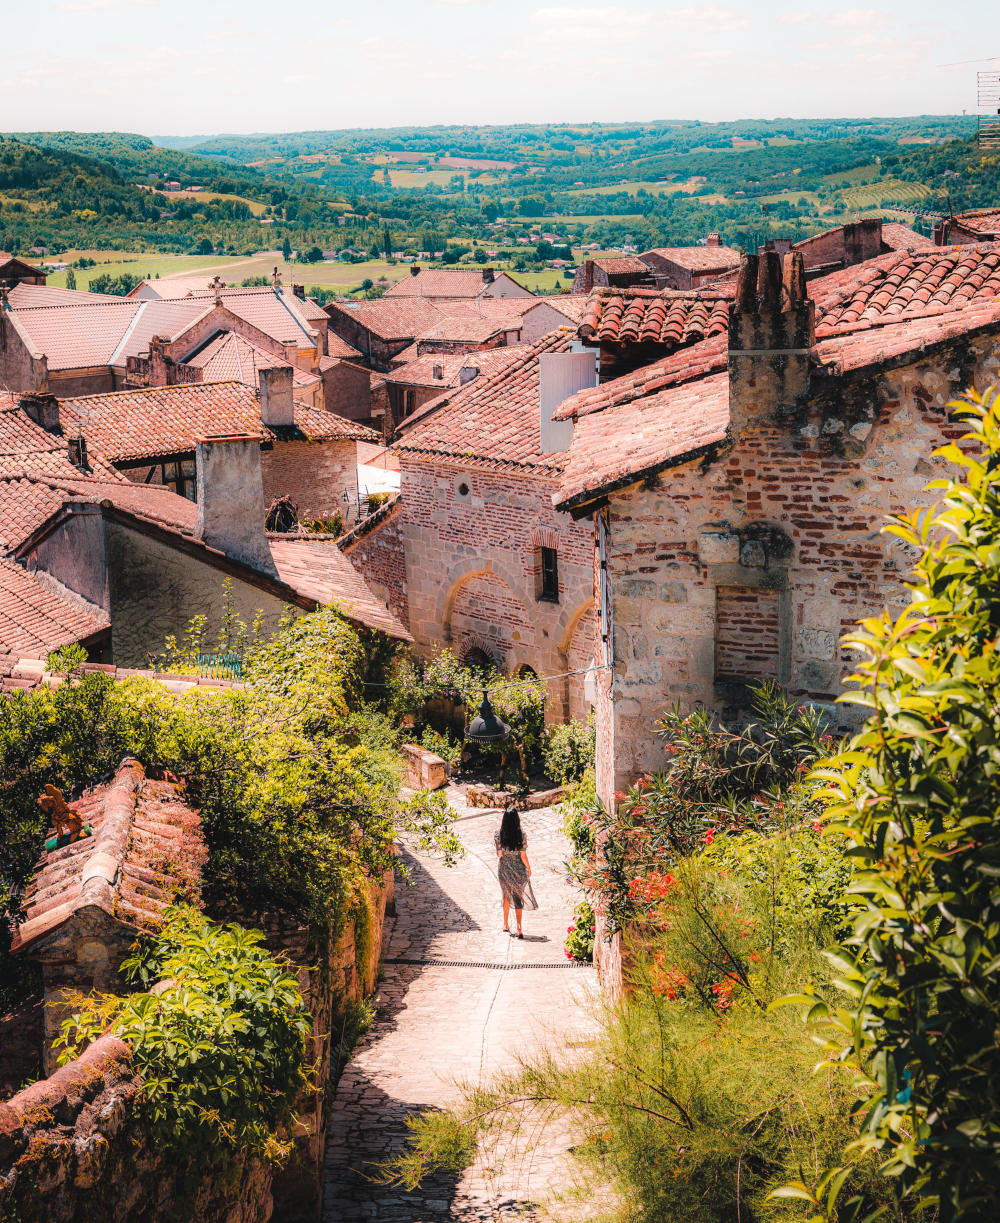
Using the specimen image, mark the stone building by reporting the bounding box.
[934,209,1000,245]
[0,393,410,665]
[0,252,46,287]
[552,243,1000,805]
[379,347,526,437]
[9,757,206,1071]
[57,373,376,520]
[639,235,742,289]
[572,256,655,293]
[384,266,534,299]
[341,330,598,720]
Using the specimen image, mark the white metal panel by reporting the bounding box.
[538,350,597,453]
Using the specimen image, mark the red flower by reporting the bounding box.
[811,820,823,833]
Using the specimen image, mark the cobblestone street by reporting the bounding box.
[321,786,599,1222]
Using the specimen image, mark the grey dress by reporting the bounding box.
[494,829,538,910]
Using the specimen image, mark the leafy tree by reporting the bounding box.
[194,236,213,255]
[281,234,292,261]
[64,266,76,290]
[303,245,324,263]
[796,387,1000,1222]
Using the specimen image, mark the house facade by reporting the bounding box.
[553,244,1000,805]
[342,331,597,721]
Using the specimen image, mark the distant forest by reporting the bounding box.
[0,116,993,264]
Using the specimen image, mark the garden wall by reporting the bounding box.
[0,869,395,1223]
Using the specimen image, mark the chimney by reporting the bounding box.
[538,350,597,453]
[482,267,495,285]
[146,336,171,387]
[194,434,274,573]
[705,232,721,247]
[459,364,479,385]
[292,284,305,300]
[20,392,60,433]
[410,264,421,277]
[258,366,294,427]
[728,250,814,437]
[67,434,89,471]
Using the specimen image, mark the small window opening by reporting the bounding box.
[457,481,470,497]
[538,546,559,603]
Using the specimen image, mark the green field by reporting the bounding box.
[160,190,268,216]
[43,252,415,293]
[839,179,930,209]
[567,177,708,198]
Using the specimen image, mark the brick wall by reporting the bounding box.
[715,586,780,680]
[261,439,359,522]
[322,360,371,421]
[595,330,1000,803]
[398,454,595,722]
[339,499,409,625]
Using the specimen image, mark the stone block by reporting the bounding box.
[400,744,448,790]
[796,627,836,660]
[698,531,739,565]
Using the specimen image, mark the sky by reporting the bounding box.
[3,0,998,136]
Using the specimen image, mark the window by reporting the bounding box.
[161,459,196,501]
[538,546,559,603]
[715,586,780,683]
[403,389,415,418]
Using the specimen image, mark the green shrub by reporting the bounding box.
[419,724,462,767]
[796,387,1000,1220]
[560,768,597,862]
[56,906,311,1166]
[542,716,595,784]
[564,899,594,962]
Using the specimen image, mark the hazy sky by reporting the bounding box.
[4,0,997,136]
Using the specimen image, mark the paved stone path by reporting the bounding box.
[321,786,598,1222]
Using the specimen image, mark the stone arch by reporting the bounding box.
[444,568,535,676]
[436,558,535,645]
[554,598,596,722]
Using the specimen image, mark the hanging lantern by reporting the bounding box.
[464,689,510,744]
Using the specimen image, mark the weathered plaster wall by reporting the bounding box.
[261,439,359,522]
[104,523,293,666]
[597,333,1000,801]
[28,507,110,612]
[399,455,595,721]
[0,314,46,393]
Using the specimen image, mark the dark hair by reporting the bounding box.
[498,806,523,851]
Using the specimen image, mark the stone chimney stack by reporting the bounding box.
[20,392,60,433]
[482,267,495,285]
[258,366,294,428]
[727,250,814,437]
[194,434,274,573]
[410,264,420,277]
[705,232,721,247]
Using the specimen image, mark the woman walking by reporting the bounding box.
[494,806,536,938]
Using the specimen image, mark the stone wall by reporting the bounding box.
[102,522,294,667]
[596,331,1000,801]
[0,1034,273,1223]
[397,454,595,722]
[792,218,883,272]
[261,439,359,523]
[0,870,395,1223]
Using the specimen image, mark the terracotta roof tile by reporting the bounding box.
[590,256,651,276]
[394,330,574,472]
[556,372,730,511]
[880,223,935,251]
[182,332,320,392]
[268,537,411,640]
[553,333,729,422]
[10,759,206,955]
[0,559,109,656]
[382,346,527,390]
[641,244,742,273]
[578,287,732,348]
[384,269,531,298]
[326,296,536,344]
[952,210,1000,238]
[811,243,1000,336]
[60,381,376,465]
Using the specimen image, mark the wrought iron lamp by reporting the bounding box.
[464,690,510,744]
